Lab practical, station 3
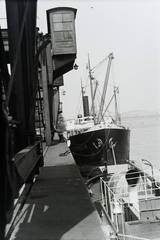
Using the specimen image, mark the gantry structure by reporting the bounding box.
[0,1,77,239]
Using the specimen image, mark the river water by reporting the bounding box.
[122,116,160,169]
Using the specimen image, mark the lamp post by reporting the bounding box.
[142,159,155,194]
[73,63,78,70]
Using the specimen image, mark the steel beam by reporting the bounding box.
[5,0,27,152]
[5,0,38,152]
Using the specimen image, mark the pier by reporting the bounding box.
[0,2,110,239]
[7,135,109,240]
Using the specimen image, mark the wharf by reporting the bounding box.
[9,135,109,240]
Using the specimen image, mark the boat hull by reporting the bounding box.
[69,127,130,174]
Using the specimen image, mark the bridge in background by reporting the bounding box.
[120,110,160,118]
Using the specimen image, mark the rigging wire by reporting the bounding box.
[92,62,107,81]
[72,53,119,127]
[73,64,91,118]
[80,54,111,116]
[91,54,110,72]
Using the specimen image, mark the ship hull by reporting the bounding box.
[69,126,130,174]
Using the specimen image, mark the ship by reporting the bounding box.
[92,159,160,239]
[68,53,130,175]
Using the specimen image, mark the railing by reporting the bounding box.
[100,167,160,240]
[66,116,94,138]
[75,116,94,124]
[118,234,150,240]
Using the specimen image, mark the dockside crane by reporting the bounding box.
[0,3,78,239]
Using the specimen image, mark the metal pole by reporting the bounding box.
[88,54,96,124]
[142,159,155,194]
[5,1,29,109]
[97,53,114,123]
[41,46,51,146]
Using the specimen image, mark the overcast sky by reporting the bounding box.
[1,0,160,119]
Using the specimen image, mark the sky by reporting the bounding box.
[1,0,160,119]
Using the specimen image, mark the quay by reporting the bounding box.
[8,135,109,240]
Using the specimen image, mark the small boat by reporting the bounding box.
[68,53,130,175]
[98,159,160,239]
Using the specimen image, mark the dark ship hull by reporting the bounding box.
[69,125,130,174]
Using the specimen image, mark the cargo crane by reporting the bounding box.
[0,2,77,239]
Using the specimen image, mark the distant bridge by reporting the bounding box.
[120,110,160,118]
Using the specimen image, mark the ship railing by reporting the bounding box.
[126,159,160,197]
[100,169,160,239]
[100,177,126,238]
[100,169,160,208]
[75,116,94,124]
[118,233,150,240]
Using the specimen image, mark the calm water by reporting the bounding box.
[122,116,160,169]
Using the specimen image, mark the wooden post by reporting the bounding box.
[41,48,51,146]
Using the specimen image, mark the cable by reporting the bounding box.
[87,167,102,180]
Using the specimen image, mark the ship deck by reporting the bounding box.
[125,220,160,240]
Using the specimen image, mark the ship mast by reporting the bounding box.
[114,86,121,125]
[90,80,98,115]
[97,53,114,123]
[81,78,84,116]
[101,87,118,119]
[101,86,120,124]
[88,54,96,124]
